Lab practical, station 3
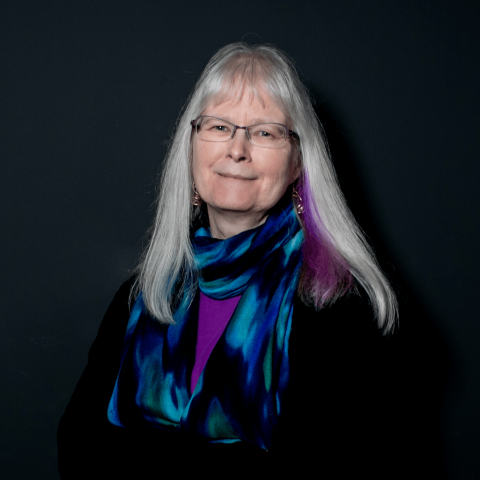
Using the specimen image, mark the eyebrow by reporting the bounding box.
[213,115,283,126]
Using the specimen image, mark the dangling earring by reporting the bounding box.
[191,182,202,206]
[292,186,304,214]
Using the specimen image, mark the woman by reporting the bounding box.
[58,43,400,478]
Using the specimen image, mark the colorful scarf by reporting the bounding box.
[107,194,304,450]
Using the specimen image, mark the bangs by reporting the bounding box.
[198,53,289,117]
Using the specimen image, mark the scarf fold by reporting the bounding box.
[107,194,304,450]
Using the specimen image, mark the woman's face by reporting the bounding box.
[192,87,300,228]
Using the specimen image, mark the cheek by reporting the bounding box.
[287,150,302,185]
[270,155,297,187]
[192,144,220,198]
[192,143,208,182]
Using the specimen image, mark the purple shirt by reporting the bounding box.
[190,292,241,394]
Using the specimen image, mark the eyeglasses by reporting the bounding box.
[191,116,299,148]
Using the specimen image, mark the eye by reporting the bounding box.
[214,124,230,132]
[250,124,284,139]
[257,130,272,137]
[201,118,232,133]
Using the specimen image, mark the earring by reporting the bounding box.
[292,186,304,214]
[191,182,202,206]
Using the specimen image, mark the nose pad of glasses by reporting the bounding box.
[230,126,250,142]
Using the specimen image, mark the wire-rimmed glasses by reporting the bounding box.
[191,116,299,148]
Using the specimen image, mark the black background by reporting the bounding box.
[1,1,479,478]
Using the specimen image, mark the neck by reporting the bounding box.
[207,206,268,239]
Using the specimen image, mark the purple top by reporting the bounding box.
[190,292,241,394]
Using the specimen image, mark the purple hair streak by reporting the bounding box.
[298,175,353,306]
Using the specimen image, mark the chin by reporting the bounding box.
[212,201,255,213]
[210,192,257,212]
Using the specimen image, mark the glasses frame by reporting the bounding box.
[191,115,299,148]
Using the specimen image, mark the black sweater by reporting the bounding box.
[58,278,408,479]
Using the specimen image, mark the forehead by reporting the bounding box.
[203,84,287,123]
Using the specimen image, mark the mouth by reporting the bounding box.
[217,173,257,181]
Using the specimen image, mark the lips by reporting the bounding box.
[217,172,257,180]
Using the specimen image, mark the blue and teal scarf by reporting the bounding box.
[107,195,304,450]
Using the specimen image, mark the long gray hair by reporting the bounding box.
[135,43,398,333]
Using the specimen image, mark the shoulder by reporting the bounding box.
[86,275,137,363]
[289,284,391,397]
[292,284,384,342]
[102,275,137,324]
[109,275,137,314]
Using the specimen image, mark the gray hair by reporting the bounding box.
[135,43,398,333]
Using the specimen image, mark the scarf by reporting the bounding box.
[107,194,304,450]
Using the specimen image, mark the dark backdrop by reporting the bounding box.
[1,1,479,478]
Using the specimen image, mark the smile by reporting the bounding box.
[217,173,257,181]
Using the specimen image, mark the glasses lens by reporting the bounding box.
[196,116,234,141]
[248,124,286,147]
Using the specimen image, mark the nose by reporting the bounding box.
[226,127,251,162]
